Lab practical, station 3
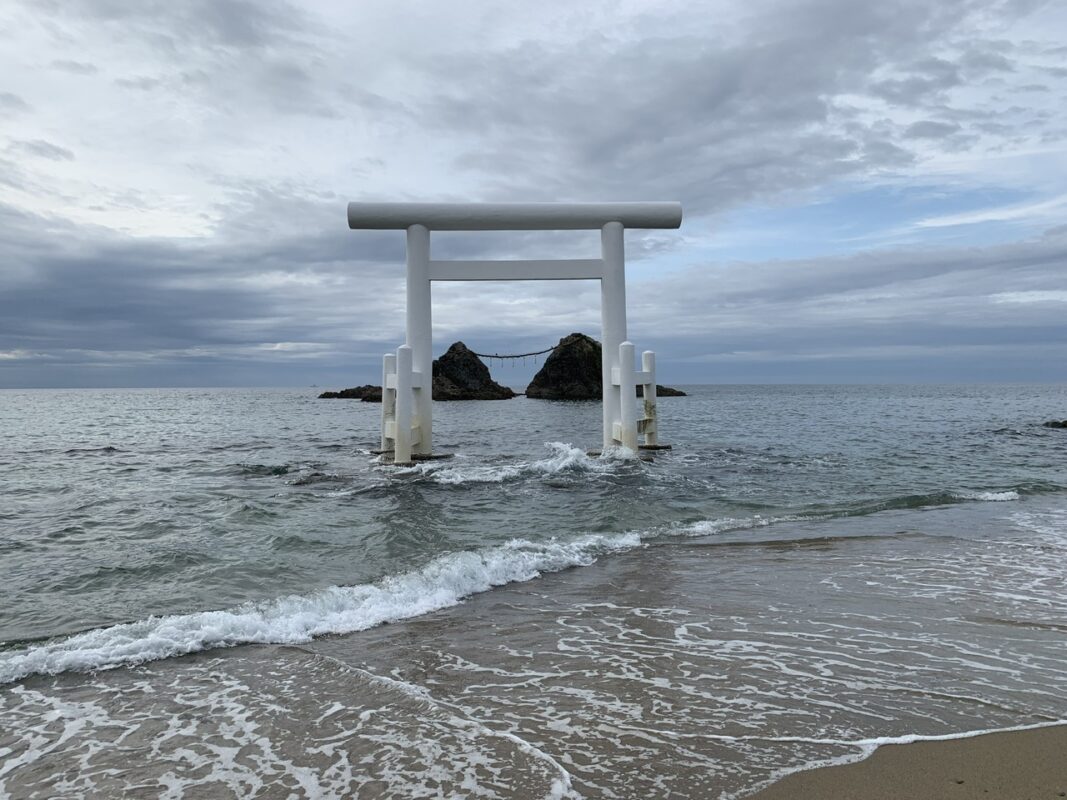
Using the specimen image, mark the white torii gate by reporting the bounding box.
[347,201,683,464]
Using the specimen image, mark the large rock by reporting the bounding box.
[318,385,382,401]
[432,342,516,401]
[526,332,686,399]
[1043,419,1067,429]
[525,332,602,399]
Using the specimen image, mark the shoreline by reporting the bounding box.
[746,723,1067,799]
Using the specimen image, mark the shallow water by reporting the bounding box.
[1,385,1066,797]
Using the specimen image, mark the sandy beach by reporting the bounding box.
[749,724,1067,800]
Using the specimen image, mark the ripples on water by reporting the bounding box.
[1,385,1065,797]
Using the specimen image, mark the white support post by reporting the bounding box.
[641,350,657,447]
[618,341,638,450]
[381,352,396,452]
[394,345,413,464]
[406,224,433,455]
[600,221,627,450]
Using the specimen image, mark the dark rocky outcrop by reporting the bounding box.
[359,386,383,402]
[432,342,516,401]
[318,384,382,402]
[1043,419,1067,429]
[637,384,687,397]
[526,333,602,400]
[526,332,686,399]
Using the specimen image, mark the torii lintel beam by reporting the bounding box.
[347,201,683,231]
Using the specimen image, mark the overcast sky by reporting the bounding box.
[1,0,1065,387]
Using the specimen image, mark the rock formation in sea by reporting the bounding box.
[525,333,603,400]
[318,385,382,401]
[526,332,686,399]
[431,341,516,401]
[1043,419,1067,429]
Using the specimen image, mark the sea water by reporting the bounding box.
[1,385,1065,798]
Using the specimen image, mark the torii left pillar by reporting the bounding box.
[405,224,432,457]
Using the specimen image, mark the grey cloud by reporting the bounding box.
[614,232,1067,382]
[9,139,75,161]
[870,74,960,105]
[32,0,309,52]
[908,57,962,83]
[115,76,162,91]
[959,48,1015,74]
[406,0,1013,214]
[50,59,98,74]
[903,120,962,139]
[0,92,31,113]
[27,0,341,119]
[0,199,406,386]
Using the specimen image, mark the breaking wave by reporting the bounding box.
[0,532,642,685]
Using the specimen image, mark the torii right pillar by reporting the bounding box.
[600,221,629,451]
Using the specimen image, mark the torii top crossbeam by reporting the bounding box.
[347,201,683,231]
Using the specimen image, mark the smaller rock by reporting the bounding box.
[318,384,381,400]
[637,384,686,397]
[1043,419,1067,429]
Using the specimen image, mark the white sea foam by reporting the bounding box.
[390,442,628,485]
[0,532,642,686]
[1010,507,1067,536]
[680,514,809,537]
[953,489,1021,502]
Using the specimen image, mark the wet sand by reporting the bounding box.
[749,724,1067,800]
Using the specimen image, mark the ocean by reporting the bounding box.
[1,384,1065,798]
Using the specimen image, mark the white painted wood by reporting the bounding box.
[348,202,682,231]
[618,341,638,450]
[429,259,603,282]
[381,353,396,452]
[610,368,652,386]
[385,371,422,390]
[641,350,657,446]
[601,222,627,450]
[394,345,413,463]
[406,225,432,456]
